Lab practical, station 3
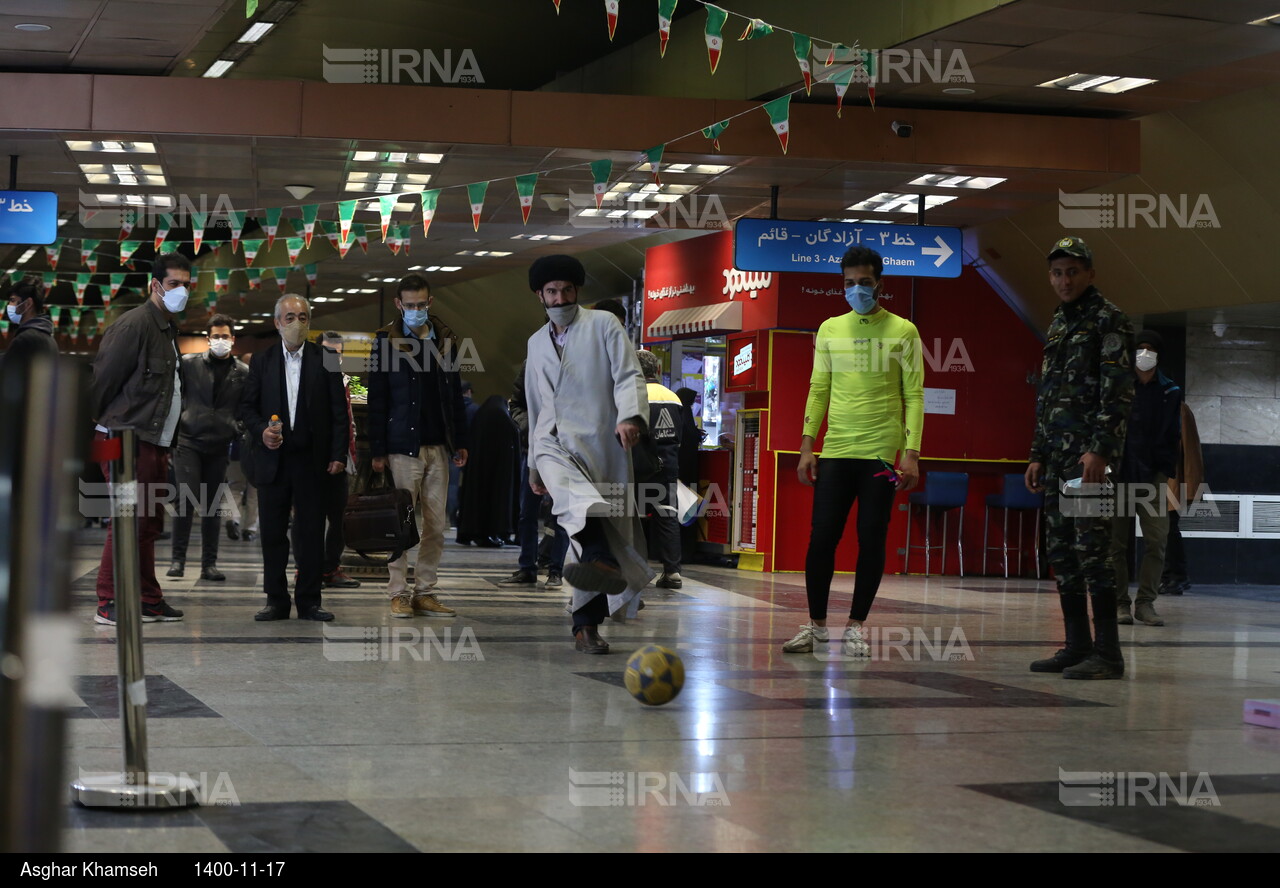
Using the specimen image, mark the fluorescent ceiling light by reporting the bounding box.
[424,266,441,272]
[439,266,461,272]
[488,251,511,257]
[635,162,728,176]
[80,163,167,187]
[328,296,345,302]
[92,193,176,208]
[359,288,378,294]
[576,209,605,217]
[333,288,346,293]
[237,22,274,42]
[845,192,958,212]
[907,174,1005,190]
[311,296,328,303]
[547,234,571,241]
[18,249,36,263]
[66,140,156,154]
[1037,73,1156,94]
[629,209,660,219]
[203,60,234,78]
[349,151,443,164]
[387,152,408,163]
[352,150,378,162]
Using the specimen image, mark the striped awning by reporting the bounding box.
[646,301,743,340]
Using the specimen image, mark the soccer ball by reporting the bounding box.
[624,645,685,706]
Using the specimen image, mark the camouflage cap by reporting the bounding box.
[1047,236,1092,262]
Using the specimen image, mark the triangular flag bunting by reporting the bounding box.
[793,33,813,94]
[466,181,488,232]
[227,211,247,252]
[605,0,619,41]
[304,264,318,287]
[75,273,90,306]
[119,240,140,269]
[215,268,230,292]
[399,223,412,257]
[45,239,63,271]
[301,204,319,249]
[155,214,173,252]
[82,310,97,342]
[118,219,134,242]
[701,119,730,151]
[738,18,773,40]
[159,240,179,255]
[705,5,727,74]
[247,0,257,17]
[862,48,877,107]
[826,43,848,67]
[286,238,304,266]
[589,159,611,210]
[515,174,538,225]
[240,292,247,307]
[320,220,340,250]
[658,0,678,57]
[81,239,101,273]
[418,190,440,237]
[337,228,354,259]
[552,0,561,12]
[190,211,207,252]
[107,273,126,304]
[206,293,218,312]
[49,305,62,324]
[42,272,56,288]
[763,94,791,154]
[262,207,283,250]
[378,195,397,241]
[644,145,664,185]
[338,199,357,243]
[272,267,289,289]
[245,268,262,290]
[828,64,856,117]
[354,222,369,254]
[387,226,402,255]
[243,239,264,266]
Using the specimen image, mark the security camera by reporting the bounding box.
[891,120,912,138]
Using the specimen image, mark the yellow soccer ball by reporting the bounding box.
[624,645,685,706]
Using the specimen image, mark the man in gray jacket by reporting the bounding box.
[90,253,192,626]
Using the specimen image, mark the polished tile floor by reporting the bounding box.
[61,527,1280,852]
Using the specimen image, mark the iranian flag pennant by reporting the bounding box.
[272,267,289,289]
[226,211,246,252]
[82,310,97,342]
[515,173,538,224]
[155,214,174,252]
[118,218,134,242]
[705,4,727,74]
[399,222,412,257]
[387,225,402,255]
[80,239,101,272]
[49,305,63,324]
[338,199,357,243]
[301,204,319,248]
[337,228,354,259]
[75,273,91,305]
[42,272,56,288]
[418,190,440,237]
[286,238,304,266]
[354,222,369,254]
[119,240,140,269]
[378,195,397,241]
[829,64,856,117]
[552,0,561,12]
[793,33,813,94]
[466,181,488,231]
[159,240,179,255]
[304,263,318,287]
[739,18,773,40]
[589,159,611,209]
[107,273,126,305]
[320,220,340,250]
[862,48,877,107]
[644,144,664,185]
[206,292,218,312]
[658,0,678,57]
[45,239,64,271]
[215,269,230,292]
[244,268,262,290]
[262,207,283,250]
[605,0,619,41]
[826,43,848,67]
[243,239,264,266]
[190,211,207,252]
[763,94,791,154]
[701,119,730,151]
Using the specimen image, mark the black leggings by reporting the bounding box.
[804,458,898,622]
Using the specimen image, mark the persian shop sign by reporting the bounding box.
[734,218,962,279]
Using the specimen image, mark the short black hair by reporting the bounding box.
[840,246,883,280]
[593,298,626,324]
[152,252,192,281]
[460,380,473,394]
[208,313,236,334]
[320,330,343,344]
[9,275,45,313]
[397,273,431,298]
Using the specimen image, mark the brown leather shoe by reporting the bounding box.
[574,625,610,655]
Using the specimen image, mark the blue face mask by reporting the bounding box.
[403,307,428,329]
[6,303,22,324]
[845,284,877,314]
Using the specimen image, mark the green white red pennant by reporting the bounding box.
[387,225,401,255]
[826,43,848,67]
[378,195,396,241]
[419,190,440,237]
[286,238,304,266]
[206,293,218,312]
[515,174,538,224]
[552,0,561,12]
[227,211,247,252]
[244,268,261,290]
[763,95,791,154]
[83,309,97,342]
[75,273,90,306]
[301,204,319,248]
[155,214,173,252]
[243,239,264,266]
[354,222,369,254]
[262,208,283,250]
[705,5,727,74]
[118,218,134,242]
[80,240,101,272]
[828,64,856,117]
[338,199,357,243]
[42,272,56,288]
[399,223,412,257]
[605,0,619,40]
[467,181,488,231]
[107,273,126,305]
[119,240,140,269]
[45,239,63,270]
[644,145,664,185]
[190,211,207,252]
[337,228,354,259]
[159,240,179,255]
[304,264,318,287]
[589,159,611,209]
[861,48,877,107]
[272,267,289,289]
[320,220,340,250]
[701,119,729,151]
[215,269,230,292]
[793,33,813,94]
[738,18,773,40]
[658,0,678,57]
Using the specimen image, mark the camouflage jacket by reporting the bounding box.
[1029,287,1134,478]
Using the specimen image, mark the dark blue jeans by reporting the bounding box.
[518,461,569,572]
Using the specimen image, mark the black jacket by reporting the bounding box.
[1118,368,1182,483]
[90,299,182,446]
[236,340,347,486]
[177,352,249,453]
[2,315,58,368]
[367,317,469,458]
[509,360,529,451]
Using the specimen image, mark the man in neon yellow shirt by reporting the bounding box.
[783,246,924,658]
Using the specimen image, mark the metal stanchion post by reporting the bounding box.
[70,427,198,809]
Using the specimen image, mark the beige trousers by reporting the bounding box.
[386,445,451,597]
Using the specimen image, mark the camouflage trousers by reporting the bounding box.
[1043,490,1116,597]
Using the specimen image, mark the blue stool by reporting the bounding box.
[982,473,1044,578]
[903,472,969,576]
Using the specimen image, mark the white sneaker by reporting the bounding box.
[782,624,830,653]
[842,625,871,659]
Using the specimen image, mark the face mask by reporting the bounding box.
[6,303,22,324]
[403,307,428,329]
[209,339,233,358]
[280,319,308,348]
[845,284,877,314]
[545,303,579,328]
[1135,349,1157,372]
[160,284,189,313]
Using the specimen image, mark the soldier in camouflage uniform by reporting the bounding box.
[1025,236,1134,680]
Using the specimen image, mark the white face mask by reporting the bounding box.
[545,303,579,328]
[160,284,189,313]
[209,339,233,358]
[1135,349,1157,372]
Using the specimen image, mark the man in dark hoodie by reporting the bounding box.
[4,276,59,366]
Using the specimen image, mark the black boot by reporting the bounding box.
[1064,590,1125,680]
[1030,593,1092,672]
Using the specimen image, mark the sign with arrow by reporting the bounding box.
[734,218,962,279]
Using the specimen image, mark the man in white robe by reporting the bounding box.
[524,255,653,654]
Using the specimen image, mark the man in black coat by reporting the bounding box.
[4,276,59,366]
[169,313,248,581]
[237,294,347,622]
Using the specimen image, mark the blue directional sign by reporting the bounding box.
[734,218,963,279]
[0,191,58,245]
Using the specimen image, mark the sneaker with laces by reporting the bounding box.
[413,592,456,617]
[390,594,414,619]
[498,569,537,586]
[141,599,184,622]
[656,572,683,589]
[94,602,116,626]
[842,624,871,658]
[782,624,829,653]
